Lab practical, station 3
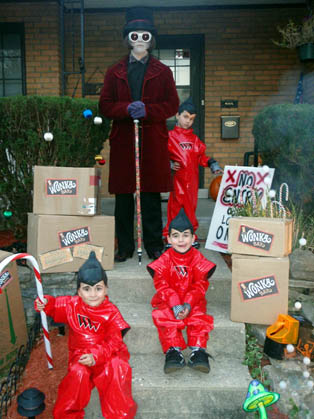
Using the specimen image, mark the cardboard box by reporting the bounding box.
[27,214,114,273]
[33,166,101,216]
[228,217,293,258]
[0,251,28,370]
[231,254,289,325]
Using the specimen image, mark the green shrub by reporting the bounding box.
[0,96,110,237]
[252,104,314,215]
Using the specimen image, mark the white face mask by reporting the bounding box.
[128,31,152,55]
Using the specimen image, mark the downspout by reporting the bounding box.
[80,0,85,97]
[59,0,65,96]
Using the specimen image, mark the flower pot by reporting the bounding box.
[297,43,314,61]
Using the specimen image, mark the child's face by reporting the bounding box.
[176,111,196,130]
[167,228,195,253]
[78,280,107,307]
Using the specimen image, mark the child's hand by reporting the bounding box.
[177,307,189,320]
[78,354,95,367]
[170,160,181,171]
[35,297,47,312]
[213,169,223,174]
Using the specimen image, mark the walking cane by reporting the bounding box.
[134,119,142,265]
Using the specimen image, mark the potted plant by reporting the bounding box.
[273,14,314,61]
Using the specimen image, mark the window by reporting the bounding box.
[153,48,191,128]
[0,23,25,96]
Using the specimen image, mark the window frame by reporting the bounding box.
[0,22,26,97]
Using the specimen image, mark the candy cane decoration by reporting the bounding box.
[0,253,53,369]
[270,200,286,219]
[279,182,289,206]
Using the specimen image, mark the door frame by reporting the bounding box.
[155,34,206,187]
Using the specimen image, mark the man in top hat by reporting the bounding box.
[99,7,179,262]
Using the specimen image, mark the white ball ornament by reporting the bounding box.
[303,371,310,378]
[44,132,53,142]
[299,237,307,246]
[279,381,287,389]
[268,189,276,199]
[93,116,103,125]
[264,176,272,186]
[303,357,311,366]
[286,344,294,353]
[294,301,302,310]
[307,381,314,388]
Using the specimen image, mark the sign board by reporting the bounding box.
[205,165,274,253]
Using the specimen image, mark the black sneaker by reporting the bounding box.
[164,348,186,374]
[188,349,213,373]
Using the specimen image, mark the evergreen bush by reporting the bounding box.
[0,96,110,237]
[252,104,314,215]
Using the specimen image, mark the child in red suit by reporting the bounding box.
[148,208,216,374]
[35,251,137,419]
[163,98,223,245]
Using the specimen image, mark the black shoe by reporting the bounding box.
[114,251,134,262]
[188,349,213,373]
[164,348,186,374]
[147,249,163,260]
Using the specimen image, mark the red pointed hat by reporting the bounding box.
[123,7,157,38]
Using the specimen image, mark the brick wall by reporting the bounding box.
[1,4,310,195]
[0,2,61,96]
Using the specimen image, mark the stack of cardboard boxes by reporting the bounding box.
[228,217,293,325]
[27,166,114,273]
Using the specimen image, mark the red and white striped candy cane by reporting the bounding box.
[0,253,53,369]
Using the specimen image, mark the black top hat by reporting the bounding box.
[178,97,196,114]
[169,208,194,234]
[77,251,107,288]
[123,7,157,38]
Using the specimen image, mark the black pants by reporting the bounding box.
[115,192,164,255]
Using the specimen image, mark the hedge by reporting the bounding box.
[252,104,314,215]
[0,96,110,237]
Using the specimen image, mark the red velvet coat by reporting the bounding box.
[99,55,179,194]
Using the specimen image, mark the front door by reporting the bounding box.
[153,34,205,186]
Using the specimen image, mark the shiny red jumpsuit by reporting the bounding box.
[147,247,216,353]
[163,126,212,238]
[42,295,137,419]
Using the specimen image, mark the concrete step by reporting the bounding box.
[116,302,245,358]
[107,247,231,304]
[85,354,251,419]
[100,196,216,241]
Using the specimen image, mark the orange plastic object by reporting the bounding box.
[209,175,222,201]
[266,314,299,344]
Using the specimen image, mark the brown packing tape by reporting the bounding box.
[73,244,104,261]
[39,248,73,270]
